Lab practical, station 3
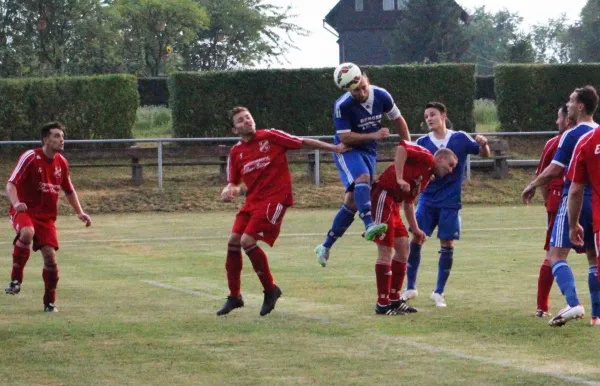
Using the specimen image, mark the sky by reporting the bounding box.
[261,0,589,69]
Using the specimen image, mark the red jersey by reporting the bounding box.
[8,148,74,221]
[227,129,303,209]
[374,141,435,203]
[567,128,600,232]
[536,134,564,192]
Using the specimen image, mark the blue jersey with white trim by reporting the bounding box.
[416,130,480,209]
[333,85,398,155]
[553,122,597,196]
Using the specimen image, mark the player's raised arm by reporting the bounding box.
[301,138,347,153]
[474,135,491,157]
[338,128,390,146]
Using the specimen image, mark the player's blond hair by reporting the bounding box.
[434,148,457,162]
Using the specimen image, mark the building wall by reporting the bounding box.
[338,29,395,65]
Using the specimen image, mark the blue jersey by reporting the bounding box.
[333,85,401,155]
[416,130,480,209]
[552,122,598,196]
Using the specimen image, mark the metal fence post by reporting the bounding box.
[466,154,471,181]
[157,140,163,191]
[314,149,320,187]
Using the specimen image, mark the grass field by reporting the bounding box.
[1,208,599,385]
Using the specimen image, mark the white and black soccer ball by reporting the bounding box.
[333,62,362,90]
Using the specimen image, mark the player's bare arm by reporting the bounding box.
[392,116,411,142]
[221,183,241,202]
[475,135,491,158]
[522,163,564,205]
[567,182,585,246]
[301,138,348,153]
[393,145,410,192]
[403,201,426,245]
[64,190,92,227]
[5,182,26,212]
[338,127,390,146]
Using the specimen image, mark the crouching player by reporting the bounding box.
[370,141,457,315]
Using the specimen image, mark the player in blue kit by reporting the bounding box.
[522,85,599,327]
[401,102,490,307]
[314,71,411,267]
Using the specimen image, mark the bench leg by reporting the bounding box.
[132,164,143,185]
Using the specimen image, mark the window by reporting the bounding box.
[355,0,363,11]
[383,0,394,11]
[397,0,408,10]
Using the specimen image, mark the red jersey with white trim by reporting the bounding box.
[227,129,303,209]
[8,148,74,220]
[567,128,600,232]
[536,134,564,192]
[374,140,435,203]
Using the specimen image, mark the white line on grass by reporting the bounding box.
[143,279,600,386]
[0,226,546,246]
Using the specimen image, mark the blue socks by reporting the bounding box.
[435,247,454,294]
[323,204,356,248]
[588,265,600,318]
[354,182,374,229]
[552,261,580,307]
[406,242,422,290]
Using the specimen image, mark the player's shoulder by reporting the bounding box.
[56,153,69,165]
[334,92,353,109]
[453,130,476,142]
[371,85,392,98]
[19,149,37,160]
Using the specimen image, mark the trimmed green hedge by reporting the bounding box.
[495,64,600,132]
[170,64,476,137]
[0,75,139,140]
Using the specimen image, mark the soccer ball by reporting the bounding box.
[333,62,362,90]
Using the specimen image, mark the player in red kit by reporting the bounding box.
[534,104,574,318]
[217,106,346,316]
[5,122,92,312]
[370,141,457,315]
[567,126,600,326]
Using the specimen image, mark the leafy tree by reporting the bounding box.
[530,15,572,63]
[507,34,536,63]
[180,0,308,71]
[567,0,600,62]
[388,0,470,64]
[113,0,209,76]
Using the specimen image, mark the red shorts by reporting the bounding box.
[232,201,288,247]
[544,210,557,251]
[10,211,58,251]
[372,188,408,247]
[545,189,562,213]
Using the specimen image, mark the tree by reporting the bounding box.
[114,0,209,76]
[180,0,308,71]
[388,0,470,64]
[530,15,572,63]
[567,0,600,62]
[463,7,525,74]
[507,34,536,63]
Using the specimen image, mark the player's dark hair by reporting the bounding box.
[574,85,599,116]
[425,102,447,115]
[229,106,250,125]
[559,103,568,116]
[40,121,65,142]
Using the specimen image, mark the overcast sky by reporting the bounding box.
[260,0,588,69]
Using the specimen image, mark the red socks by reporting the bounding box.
[244,244,275,292]
[537,259,554,312]
[42,264,59,305]
[390,259,407,301]
[226,243,243,297]
[11,239,31,283]
[375,260,392,306]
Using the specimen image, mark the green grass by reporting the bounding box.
[474,99,499,133]
[133,106,172,138]
[1,208,599,385]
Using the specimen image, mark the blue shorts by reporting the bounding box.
[415,203,461,240]
[333,150,376,191]
[550,195,594,250]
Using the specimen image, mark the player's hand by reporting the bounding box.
[376,127,390,140]
[397,178,410,193]
[78,212,92,227]
[475,135,488,146]
[569,224,584,247]
[522,184,536,205]
[13,202,27,212]
[412,228,427,245]
[221,186,234,202]
[334,143,349,153]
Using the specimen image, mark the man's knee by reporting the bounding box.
[228,233,242,246]
[440,240,454,248]
[18,227,34,243]
[41,247,57,266]
[343,192,357,210]
[355,173,370,184]
[240,234,257,249]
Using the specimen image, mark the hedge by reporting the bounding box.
[495,64,600,132]
[170,64,476,138]
[0,74,139,141]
